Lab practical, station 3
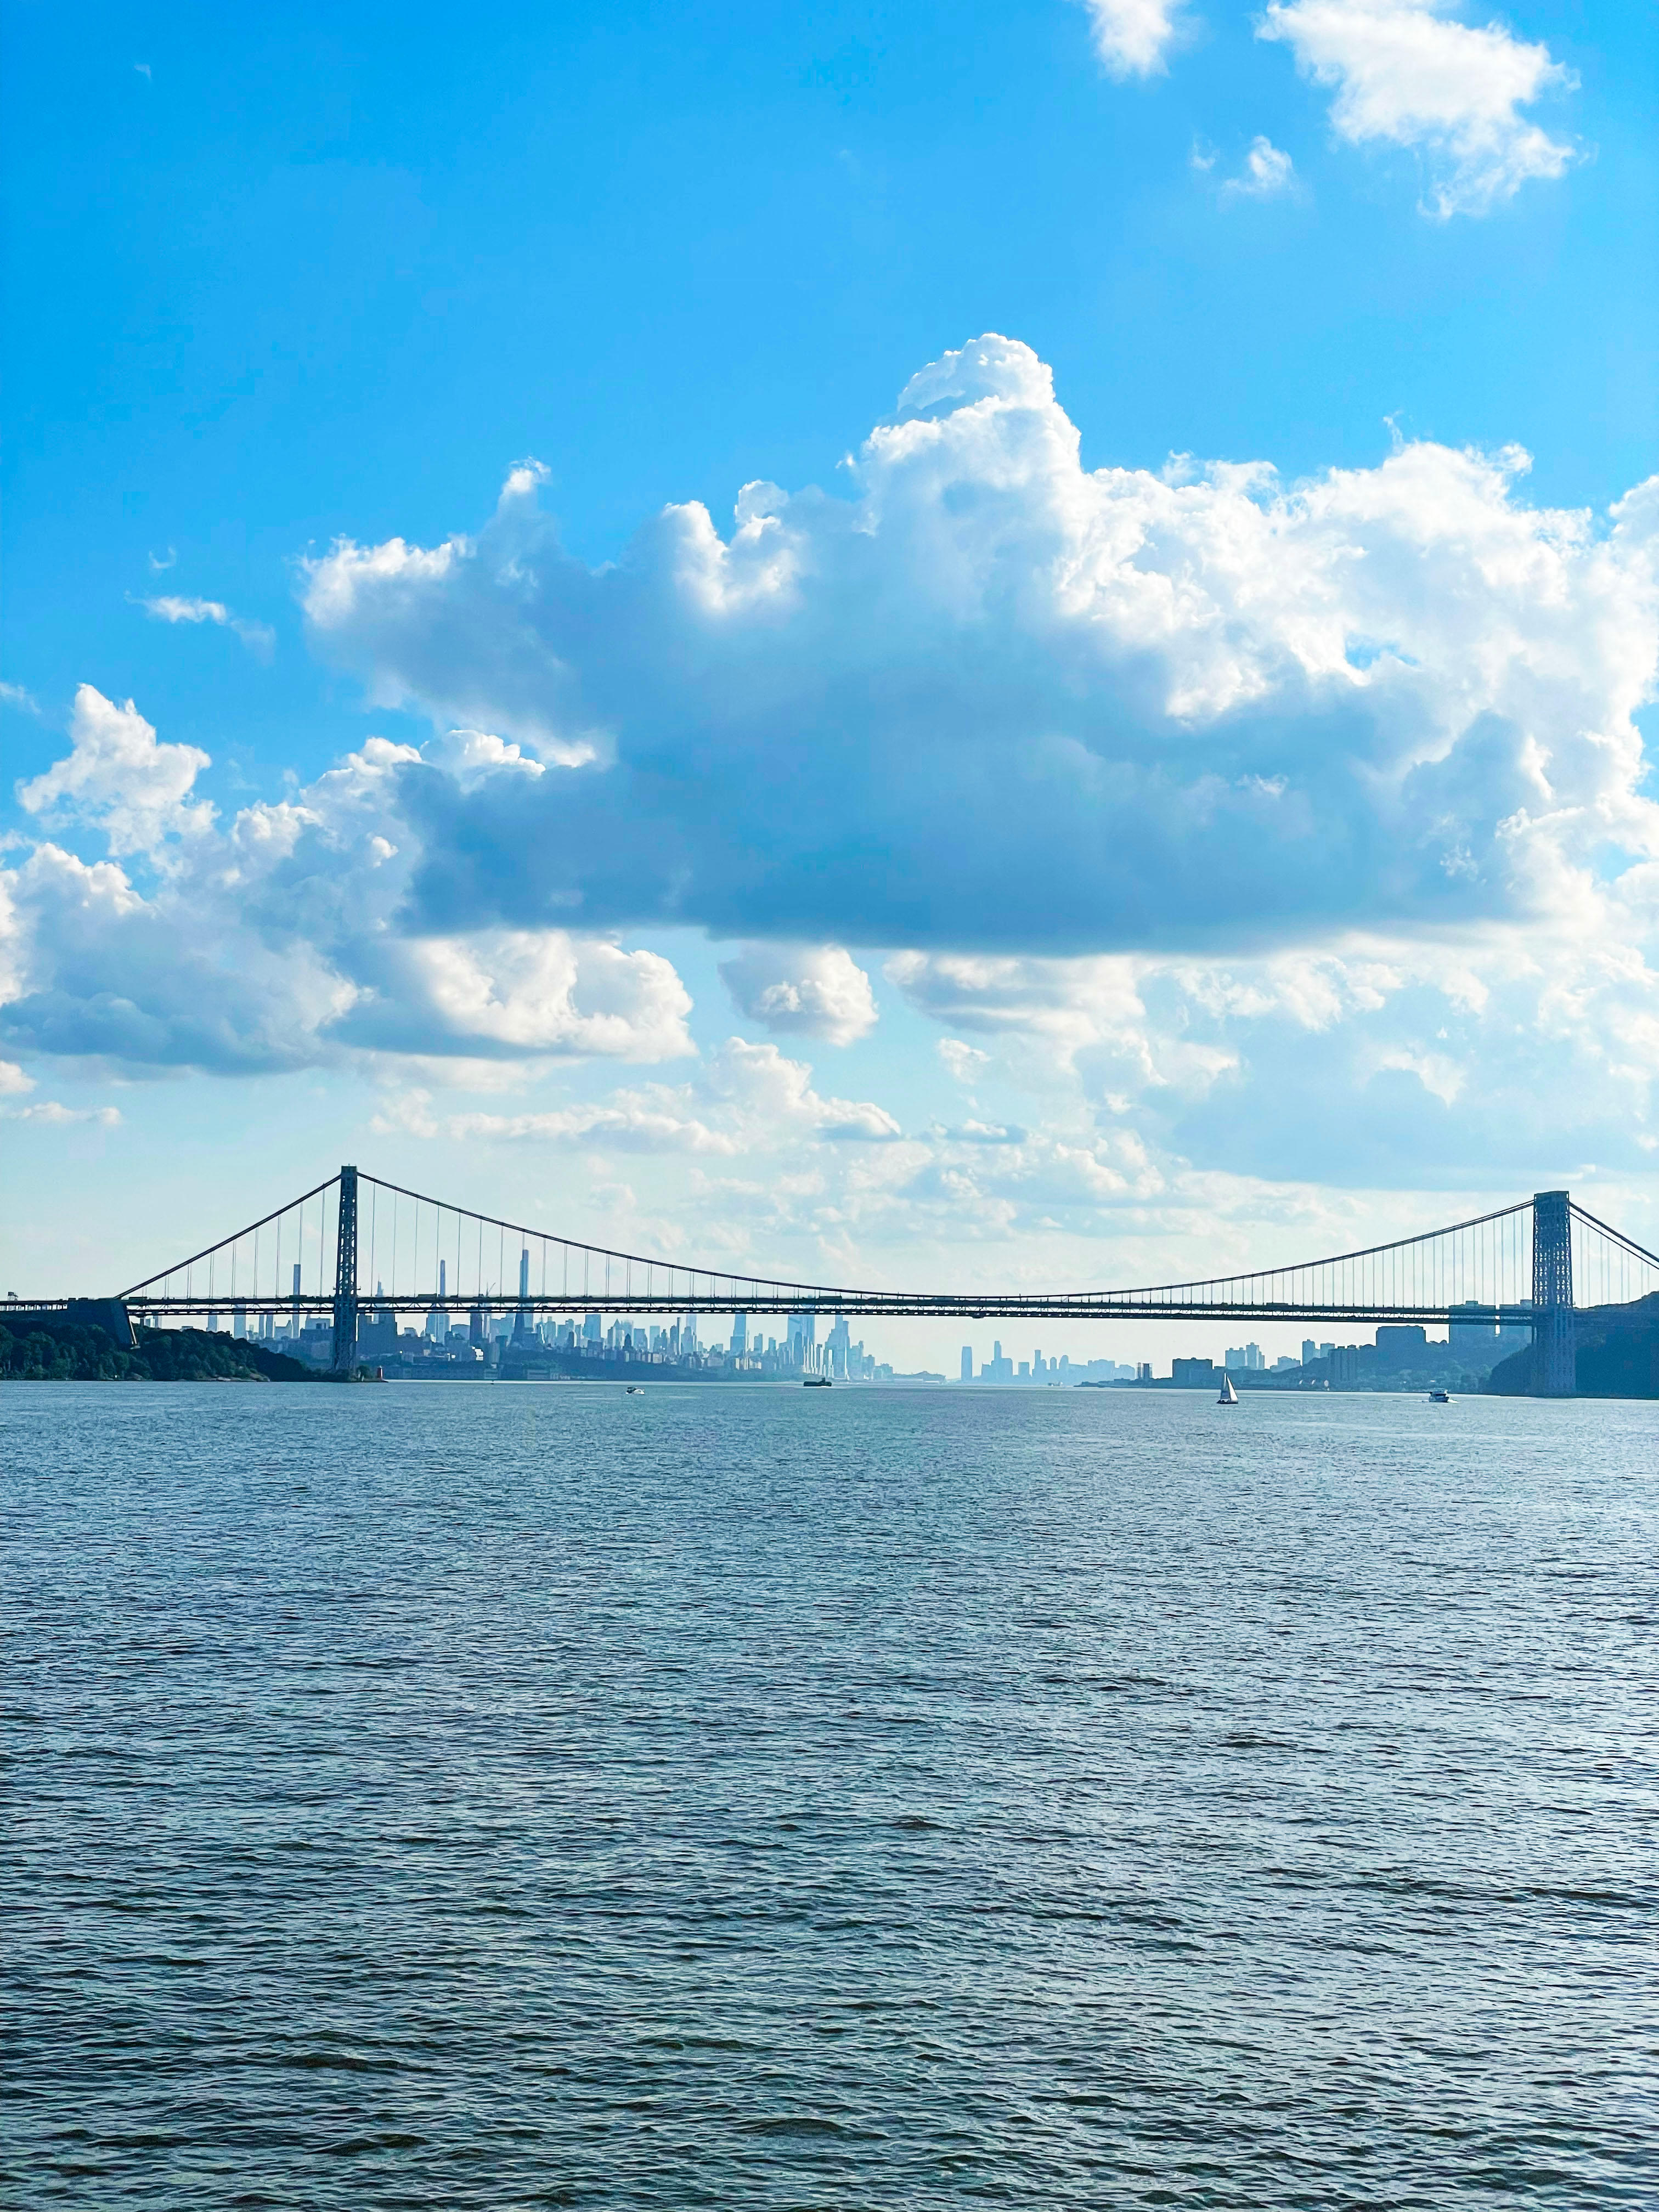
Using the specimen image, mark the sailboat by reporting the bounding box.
[1217,1373,1239,1405]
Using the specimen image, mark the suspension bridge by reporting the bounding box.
[15,1166,1659,1396]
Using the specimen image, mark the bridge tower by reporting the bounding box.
[332,1164,360,1374]
[1531,1188,1575,1397]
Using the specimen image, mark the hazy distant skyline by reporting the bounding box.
[3,0,1656,1365]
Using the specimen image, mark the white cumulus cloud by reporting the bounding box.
[377,1036,900,1156]
[1222,136,1296,197]
[1081,0,1187,78]
[17,686,214,856]
[299,336,1659,965]
[719,943,878,1045]
[1259,0,1577,217]
[938,1037,991,1085]
[1,701,693,1075]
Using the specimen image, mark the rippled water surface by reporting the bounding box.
[5,1383,1657,2206]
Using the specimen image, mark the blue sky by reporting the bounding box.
[3,0,1657,1361]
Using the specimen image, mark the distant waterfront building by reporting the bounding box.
[1301,1339,1317,1367]
[1374,1323,1430,1369]
[1224,1344,1264,1372]
[360,1302,398,1361]
[1171,1357,1216,1388]
[961,1345,973,1381]
[1448,1300,1494,1350]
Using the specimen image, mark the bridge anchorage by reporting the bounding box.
[21,1169,1658,1398]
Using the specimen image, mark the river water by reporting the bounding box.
[5,1383,1656,2207]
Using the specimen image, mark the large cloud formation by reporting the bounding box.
[1260,0,1577,219]
[302,335,1659,958]
[2,691,692,1074]
[7,336,1659,1228]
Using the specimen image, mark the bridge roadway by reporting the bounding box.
[117,1292,1544,1328]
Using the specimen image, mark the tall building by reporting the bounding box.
[961,1345,973,1382]
[1374,1323,1430,1369]
[731,1312,748,1357]
[1172,1357,1216,1388]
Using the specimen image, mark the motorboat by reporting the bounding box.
[625,1384,644,1394]
[1428,1388,1452,1403]
[1217,1374,1238,1405]
[803,1376,832,1389]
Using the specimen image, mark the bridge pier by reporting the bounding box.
[1531,1188,1575,1397]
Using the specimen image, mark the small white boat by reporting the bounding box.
[1428,1388,1451,1403]
[1217,1374,1238,1405]
[625,1384,644,1394]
